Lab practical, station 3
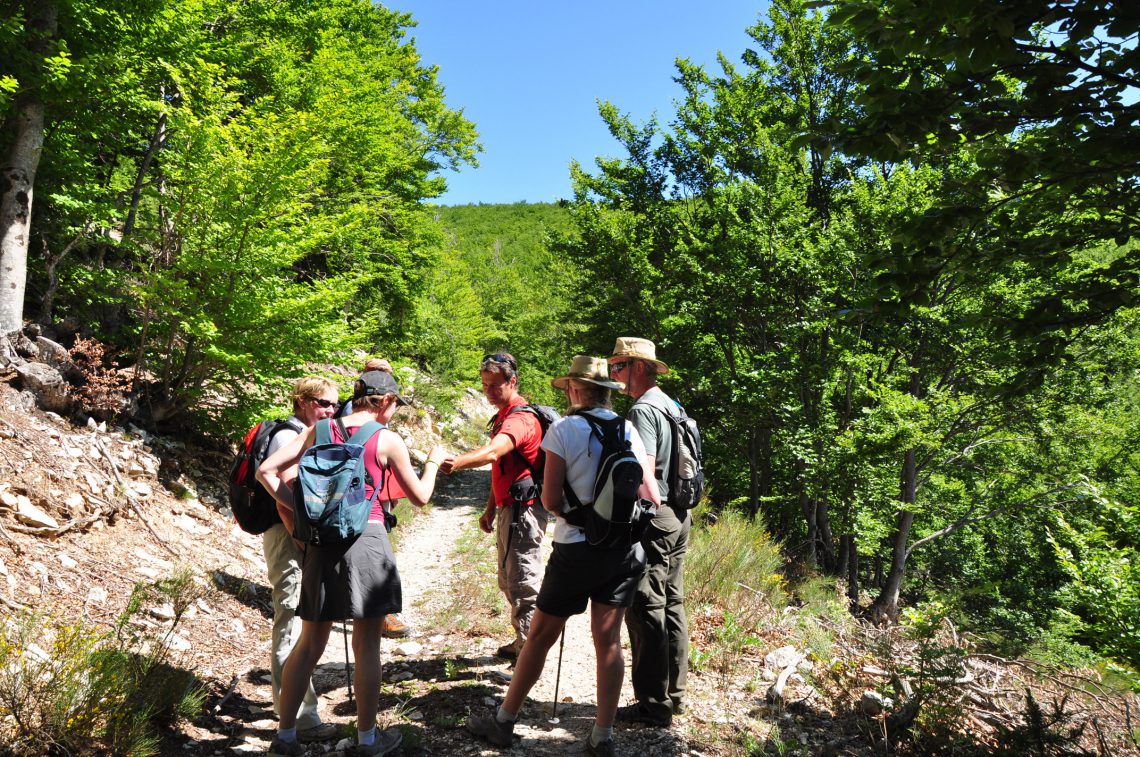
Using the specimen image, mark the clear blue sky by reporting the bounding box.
[391,1,767,206]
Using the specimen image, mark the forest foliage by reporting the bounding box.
[2,0,1137,683]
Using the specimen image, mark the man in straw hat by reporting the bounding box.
[440,352,552,661]
[467,355,659,756]
[608,337,690,727]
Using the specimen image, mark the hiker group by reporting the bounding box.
[233,338,703,757]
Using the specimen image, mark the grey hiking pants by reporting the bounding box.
[495,503,551,650]
[626,514,691,718]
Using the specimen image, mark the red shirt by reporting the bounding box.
[490,395,542,507]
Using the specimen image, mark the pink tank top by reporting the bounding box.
[328,422,388,521]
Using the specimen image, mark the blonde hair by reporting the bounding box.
[292,376,338,411]
[363,358,392,373]
[566,379,612,412]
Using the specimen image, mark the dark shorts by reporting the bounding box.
[299,520,401,621]
[537,540,647,617]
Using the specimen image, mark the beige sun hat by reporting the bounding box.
[608,336,669,375]
[551,355,626,391]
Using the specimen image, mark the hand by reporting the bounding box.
[428,445,446,465]
[479,508,494,534]
[440,454,458,475]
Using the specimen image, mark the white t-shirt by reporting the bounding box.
[541,408,649,544]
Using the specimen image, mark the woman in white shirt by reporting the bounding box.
[467,355,660,757]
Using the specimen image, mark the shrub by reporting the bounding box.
[0,570,206,756]
[686,508,787,627]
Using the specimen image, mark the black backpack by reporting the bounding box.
[563,410,654,548]
[656,404,705,511]
[228,417,305,534]
[489,403,561,501]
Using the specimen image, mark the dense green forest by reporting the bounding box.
[2,0,1137,691]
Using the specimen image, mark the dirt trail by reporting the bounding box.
[392,467,609,752]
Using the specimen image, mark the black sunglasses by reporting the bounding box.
[610,360,632,372]
[311,398,339,409]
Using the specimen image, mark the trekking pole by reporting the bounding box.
[550,627,566,723]
[343,620,353,704]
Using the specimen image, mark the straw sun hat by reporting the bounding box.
[551,355,625,391]
[607,336,669,375]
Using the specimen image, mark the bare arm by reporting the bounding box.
[440,432,516,473]
[257,427,317,538]
[540,451,567,517]
[640,454,661,506]
[380,432,445,507]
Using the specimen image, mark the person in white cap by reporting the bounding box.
[608,337,690,727]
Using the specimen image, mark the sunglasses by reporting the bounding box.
[610,360,632,372]
[483,353,517,370]
[311,398,339,409]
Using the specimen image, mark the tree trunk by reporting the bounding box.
[846,536,860,608]
[0,0,57,334]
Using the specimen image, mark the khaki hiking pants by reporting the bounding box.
[262,524,321,727]
[495,503,551,650]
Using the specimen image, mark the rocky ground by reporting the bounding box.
[0,367,1136,756]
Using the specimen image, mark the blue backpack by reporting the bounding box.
[292,418,385,546]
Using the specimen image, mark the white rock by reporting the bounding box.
[130,481,152,498]
[87,586,108,604]
[165,633,192,652]
[134,565,160,579]
[408,710,423,721]
[765,645,801,670]
[0,556,6,576]
[28,560,49,578]
[176,514,210,535]
[66,446,83,458]
[860,690,894,717]
[64,492,85,511]
[393,641,423,656]
[389,670,414,682]
[15,497,59,529]
[58,552,79,569]
[149,603,176,620]
[133,548,173,568]
[196,598,213,614]
[0,490,17,508]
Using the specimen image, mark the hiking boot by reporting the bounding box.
[297,721,339,742]
[381,614,410,639]
[615,702,671,727]
[267,737,306,757]
[347,727,402,756]
[586,736,617,757]
[495,642,519,661]
[466,710,515,747]
[672,701,685,716]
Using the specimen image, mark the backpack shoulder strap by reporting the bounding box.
[314,418,334,446]
[347,421,385,445]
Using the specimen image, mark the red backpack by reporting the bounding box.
[228,417,304,533]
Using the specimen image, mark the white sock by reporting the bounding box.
[358,726,376,746]
[496,705,517,723]
[590,724,613,746]
[276,727,297,743]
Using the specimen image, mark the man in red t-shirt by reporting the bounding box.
[441,352,551,660]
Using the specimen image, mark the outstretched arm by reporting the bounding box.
[383,434,445,507]
[440,432,516,473]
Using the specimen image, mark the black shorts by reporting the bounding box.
[536,540,647,617]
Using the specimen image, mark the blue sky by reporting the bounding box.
[391,1,767,206]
